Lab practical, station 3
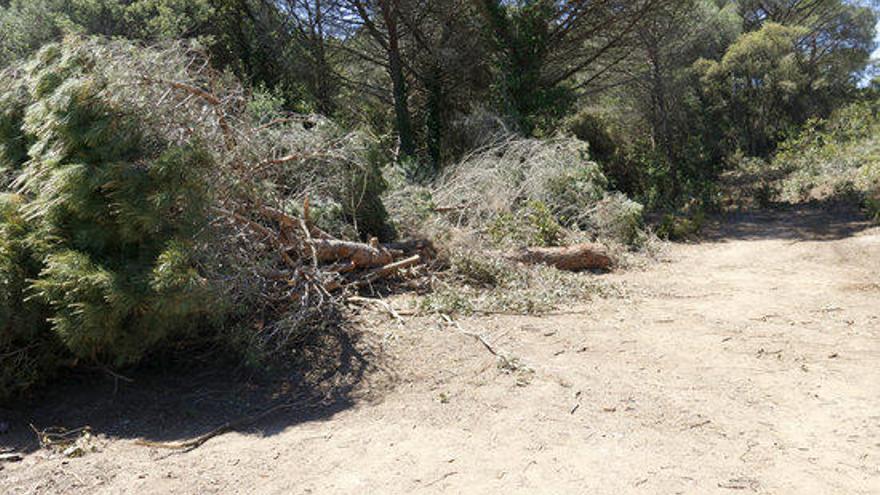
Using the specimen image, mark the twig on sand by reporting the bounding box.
[89,365,134,394]
[718,477,759,491]
[30,424,91,449]
[347,296,404,324]
[134,401,302,452]
[423,471,458,487]
[683,419,711,431]
[440,314,500,357]
[0,452,23,463]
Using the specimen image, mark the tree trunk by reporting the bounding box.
[505,244,613,272]
[380,0,416,158]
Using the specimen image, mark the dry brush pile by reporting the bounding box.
[384,136,648,315]
[0,37,649,400]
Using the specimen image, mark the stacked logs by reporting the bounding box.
[218,199,435,298]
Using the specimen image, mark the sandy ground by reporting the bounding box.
[2,205,879,494]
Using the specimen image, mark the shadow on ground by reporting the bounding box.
[705,202,875,243]
[0,325,388,456]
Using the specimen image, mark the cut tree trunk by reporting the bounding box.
[506,243,612,272]
[304,239,395,268]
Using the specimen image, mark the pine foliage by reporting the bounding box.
[0,40,221,397]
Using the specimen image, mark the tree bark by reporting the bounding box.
[379,0,416,158]
[304,238,395,267]
[505,244,613,272]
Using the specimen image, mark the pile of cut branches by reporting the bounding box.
[53,37,612,354]
[218,197,434,295]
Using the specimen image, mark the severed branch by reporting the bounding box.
[139,76,235,150]
[440,314,501,358]
[347,296,404,323]
[352,255,422,288]
[504,243,613,272]
[134,401,302,452]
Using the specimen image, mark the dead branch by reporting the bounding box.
[440,314,501,357]
[134,401,300,452]
[139,76,235,150]
[353,255,422,287]
[214,207,276,240]
[383,239,437,259]
[301,196,333,240]
[347,296,404,323]
[256,152,328,169]
[215,206,298,267]
[0,453,22,463]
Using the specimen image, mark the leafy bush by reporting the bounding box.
[383,165,437,238]
[421,255,609,316]
[590,193,645,246]
[771,98,880,214]
[447,252,512,288]
[488,201,563,248]
[0,193,59,399]
[0,39,230,398]
[244,111,395,242]
[565,109,618,163]
[720,153,790,209]
[657,209,706,241]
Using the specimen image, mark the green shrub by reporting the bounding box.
[591,193,645,246]
[421,257,607,316]
[0,193,60,399]
[721,154,790,209]
[448,252,511,288]
[773,98,880,210]
[566,109,618,163]
[539,161,608,229]
[657,211,705,241]
[428,137,643,248]
[0,73,30,184]
[488,201,563,248]
[0,40,226,397]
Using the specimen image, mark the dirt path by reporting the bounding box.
[3,206,880,494]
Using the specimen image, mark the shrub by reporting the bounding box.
[0,39,228,399]
[0,71,30,184]
[488,201,563,248]
[244,112,395,242]
[773,98,880,211]
[590,193,645,246]
[657,211,705,241]
[721,154,790,209]
[0,193,59,399]
[448,252,512,288]
[421,256,608,316]
[566,109,618,163]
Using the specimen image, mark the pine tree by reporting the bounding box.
[0,192,58,399]
[0,39,224,392]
